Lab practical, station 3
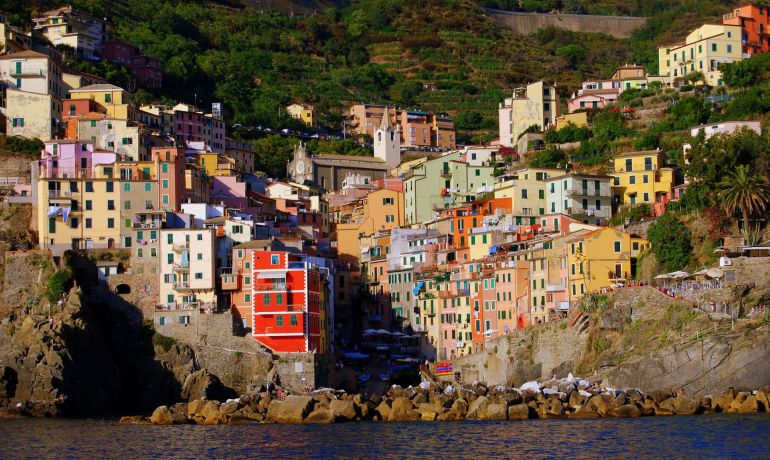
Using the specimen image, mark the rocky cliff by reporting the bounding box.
[453,287,770,395]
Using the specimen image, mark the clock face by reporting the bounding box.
[296,161,305,174]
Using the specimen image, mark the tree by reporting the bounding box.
[555,44,586,69]
[647,213,692,272]
[455,111,483,130]
[718,164,770,230]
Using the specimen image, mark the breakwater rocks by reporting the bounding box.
[126,378,770,425]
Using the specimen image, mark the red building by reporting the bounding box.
[101,40,163,88]
[231,250,323,353]
[723,4,770,56]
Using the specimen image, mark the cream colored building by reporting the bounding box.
[498,81,558,147]
[33,6,107,60]
[158,227,217,308]
[76,118,143,160]
[658,24,743,86]
[494,167,567,220]
[5,90,58,140]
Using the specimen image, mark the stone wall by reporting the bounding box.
[486,9,647,39]
[452,319,587,386]
[0,150,33,179]
[107,272,158,318]
[272,353,332,391]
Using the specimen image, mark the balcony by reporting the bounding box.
[253,282,287,292]
[546,283,565,293]
[172,243,189,253]
[9,66,46,77]
[173,280,192,290]
[156,301,216,313]
[172,263,189,272]
[47,190,73,199]
[566,188,611,198]
[440,168,452,177]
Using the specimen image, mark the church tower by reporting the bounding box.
[374,106,400,170]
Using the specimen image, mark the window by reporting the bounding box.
[727,44,732,53]
[538,189,544,199]
[521,189,528,199]
[712,43,717,52]
[107,200,115,210]
[629,176,636,185]
[643,175,649,184]
[85,200,92,211]
[11,118,24,127]
[382,197,394,205]
[167,253,174,264]
[124,200,131,210]
[276,294,283,305]
[195,273,203,280]
[85,182,93,192]
[161,163,168,174]
[475,169,480,176]
[643,192,649,202]
[123,183,131,192]
[106,182,114,192]
[276,315,283,326]
[271,254,280,265]
[290,315,297,326]
[85,218,92,228]
[197,253,203,261]
[121,137,133,145]
[197,234,203,241]
[107,218,114,228]
[124,219,131,228]
[614,241,621,253]
[71,218,78,229]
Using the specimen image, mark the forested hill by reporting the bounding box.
[1,0,740,140]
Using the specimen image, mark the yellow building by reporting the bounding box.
[286,103,315,127]
[555,112,588,130]
[610,150,675,206]
[69,83,135,120]
[189,152,242,176]
[38,161,123,254]
[335,188,405,263]
[566,227,646,302]
[658,24,743,86]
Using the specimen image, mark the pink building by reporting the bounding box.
[567,88,619,113]
[210,175,248,209]
[101,41,163,88]
[38,140,117,179]
[173,104,225,154]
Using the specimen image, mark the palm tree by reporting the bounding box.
[718,164,770,231]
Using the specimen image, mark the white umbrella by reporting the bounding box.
[668,271,690,279]
[655,273,671,279]
[375,329,391,334]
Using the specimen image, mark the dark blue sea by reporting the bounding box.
[1,414,769,459]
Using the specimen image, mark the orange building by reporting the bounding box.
[723,4,770,56]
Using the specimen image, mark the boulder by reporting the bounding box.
[611,404,641,418]
[181,369,237,403]
[671,396,700,415]
[507,403,531,420]
[275,396,314,424]
[150,405,174,425]
[329,399,358,422]
[187,399,206,418]
[357,401,373,420]
[170,402,188,415]
[375,400,391,421]
[304,409,335,424]
[416,403,442,421]
[266,400,283,422]
[655,398,675,416]
[729,393,759,414]
[200,400,222,425]
[712,391,735,413]
[388,396,417,422]
[170,412,189,424]
[466,395,490,419]
[569,405,600,418]
[587,395,613,416]
[480,403,508,421]
[450,398,469,418]
[119,415,150,425]
[219,400,240,416]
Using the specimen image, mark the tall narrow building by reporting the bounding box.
[374,106,401,170]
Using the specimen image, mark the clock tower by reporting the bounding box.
[288,142,311,184]
[374,106,400,170]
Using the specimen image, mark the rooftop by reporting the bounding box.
[70,83,126,93]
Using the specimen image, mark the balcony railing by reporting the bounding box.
[47,190,73,198]
[133,220,163,229]
[172,263,189,271]
[253,283,287,292]
[566,188,611,198]
[173,281,191,289]
[9,66,45,77]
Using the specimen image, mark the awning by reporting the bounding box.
[257,271,287,279]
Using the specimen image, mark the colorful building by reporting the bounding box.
[610,150,675,208]
[545,173,613,225]
[335,188,405,263]
[69,83,135,121]
[33,6,107,59]
[348,104,456,149]
[498,81,558,148]
[722,4,770,56]
[158,227,217,310]
[286,103,315,127]
[658,24,743,86]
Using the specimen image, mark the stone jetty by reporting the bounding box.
[124,376,770,425]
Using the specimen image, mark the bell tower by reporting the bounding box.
[374,106,400,170]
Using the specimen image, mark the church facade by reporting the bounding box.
[287,107,401,191]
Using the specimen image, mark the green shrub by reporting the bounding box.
[647,213,693,272]
[153,334,177,353]
[609,203,650,226]
[45,269,72,303]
